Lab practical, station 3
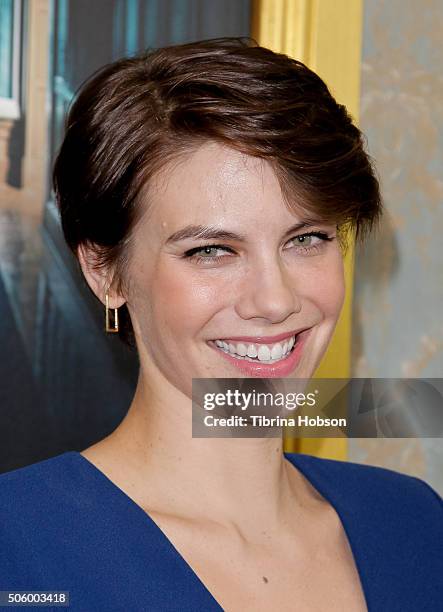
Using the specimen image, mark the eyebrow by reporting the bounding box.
[165,222,316,245]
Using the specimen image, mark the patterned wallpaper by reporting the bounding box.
[350,0,443,493]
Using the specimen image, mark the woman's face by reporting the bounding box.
[125,141,345,394]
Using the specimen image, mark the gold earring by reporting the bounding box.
[105,293,119,333]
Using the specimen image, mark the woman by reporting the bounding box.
[0,39,441,612]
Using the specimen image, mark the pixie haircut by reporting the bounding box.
[53,37,382,349]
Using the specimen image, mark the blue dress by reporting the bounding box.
[0,451,442,611]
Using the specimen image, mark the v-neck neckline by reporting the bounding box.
[62,450,370,611]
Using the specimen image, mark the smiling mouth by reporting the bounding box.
[208,333,301,365]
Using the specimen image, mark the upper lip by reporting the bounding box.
[211,327,311,344]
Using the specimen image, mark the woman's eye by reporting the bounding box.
[189,245,230,258]
[183,231,334,265]
[195,246,225,257]
[293,234,315,246]
[183,244,234,264]
[286,231,333,252]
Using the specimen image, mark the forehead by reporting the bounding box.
[140,141,305,238]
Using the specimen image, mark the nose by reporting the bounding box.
[234,256,302,323]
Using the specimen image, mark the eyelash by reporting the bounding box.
[183,231,334,265]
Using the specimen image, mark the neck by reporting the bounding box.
[89,368,322,539]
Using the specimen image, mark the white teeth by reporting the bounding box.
[271,343,283,360]
[257,345,271,361]
[236,343,247,356]
[212,334,297,363]
[247,344,258,358]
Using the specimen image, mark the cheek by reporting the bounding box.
[320,264,345,313]
[295,253,345,318]
[151,264,223,336]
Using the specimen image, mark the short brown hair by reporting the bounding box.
[53,37,382,349]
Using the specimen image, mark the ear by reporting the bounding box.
[77,243,126,309]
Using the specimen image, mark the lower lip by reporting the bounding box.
[207,330,311,377]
